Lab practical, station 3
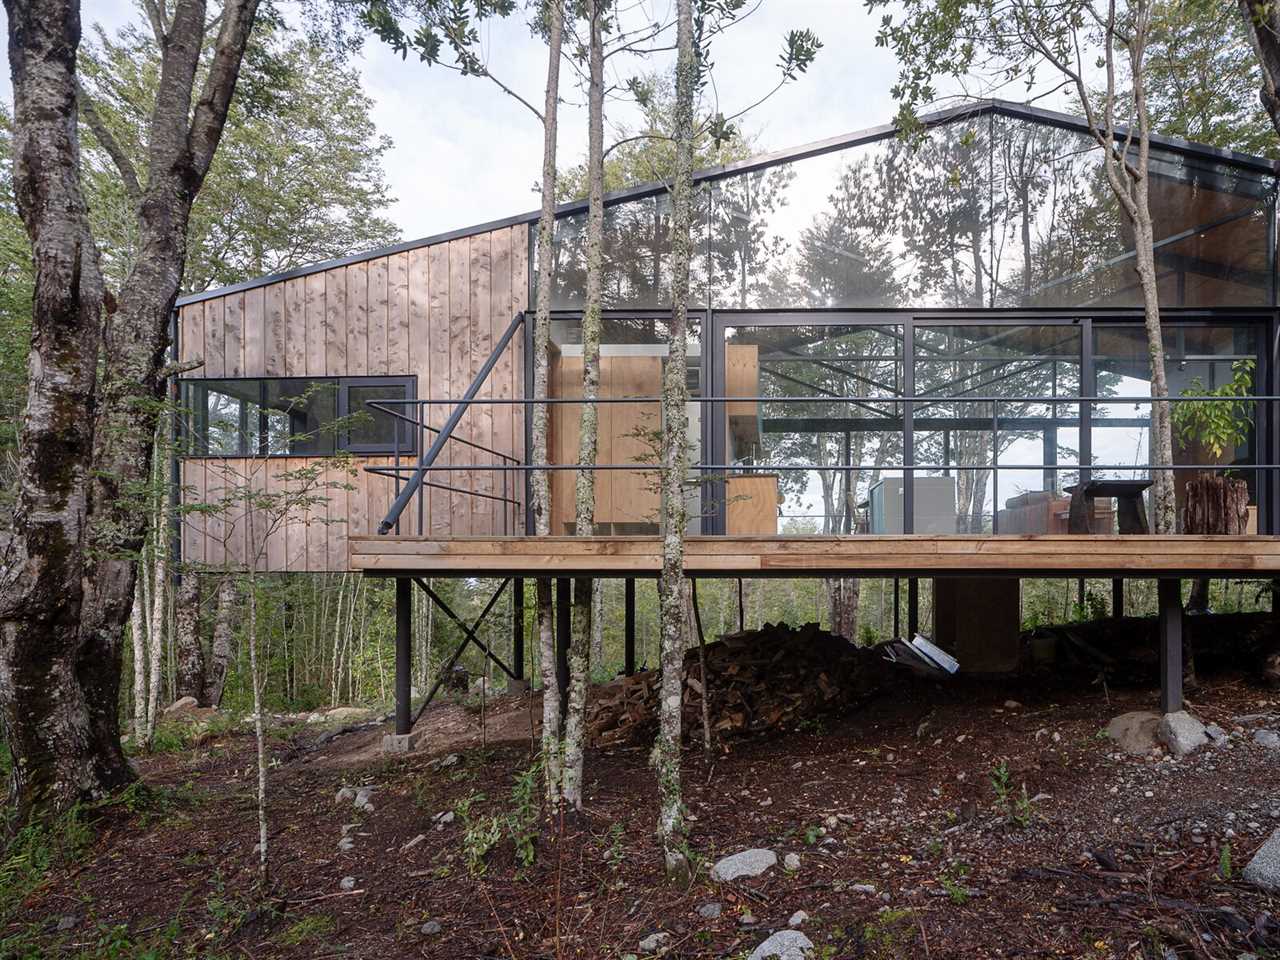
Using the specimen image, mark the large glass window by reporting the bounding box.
[722,323,904,534]
[182,377,415,456]
[547,109,1277,312]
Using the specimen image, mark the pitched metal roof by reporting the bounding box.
[175,98,1278,307]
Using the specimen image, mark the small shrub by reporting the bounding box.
[277,914,336,946]
[1220,842,1233,880]
[863,908,917,959]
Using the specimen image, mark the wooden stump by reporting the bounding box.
[1181,473,1248,536]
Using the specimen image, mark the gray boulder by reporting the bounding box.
[748,930,815,959]
[1106,711,1161,754]
[1243,828,1280,891]
[711,848,777,882]
[697,902,722,919]
[1254,729,1280,750]
[1159,711,1210,757]
[639,931,671,954]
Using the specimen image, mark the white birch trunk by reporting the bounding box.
[130,577,147,744]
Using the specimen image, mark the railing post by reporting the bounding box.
[395,578,412,735]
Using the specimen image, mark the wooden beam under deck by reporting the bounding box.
[349,534,1280,578]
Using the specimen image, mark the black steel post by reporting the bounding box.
[556,577,571,718]
[907,577,919,638]
[893,577,901,639]
[395,578,412,736]
[1112,578,1124,618]
[1158,578,1183,714]
[513,578,525,680]
[624,578,636,676]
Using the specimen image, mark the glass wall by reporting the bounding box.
[722,323,903,534]
[548,110,1277,312]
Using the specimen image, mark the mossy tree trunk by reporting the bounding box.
[561,0,606,812]
[653,0,696,883]
[530,1,566,810]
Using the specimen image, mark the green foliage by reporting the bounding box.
[1220,842,1233,880]
[454,755,546,876]
[939,861,971,905]
[1173,359,1255,460]
[862,908,917,959]
[277,913,336,946]
[0,805,93,924]
[990,760,1033,828]
[455,792,503,876]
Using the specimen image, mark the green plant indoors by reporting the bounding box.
[1172,359,1255,463]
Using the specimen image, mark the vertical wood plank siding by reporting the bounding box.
[178,224,529,572]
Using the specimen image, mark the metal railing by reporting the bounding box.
[364,380,1280,537]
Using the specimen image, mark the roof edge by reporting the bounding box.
[176,97,1278,308]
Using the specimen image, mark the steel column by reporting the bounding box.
[624,578,636,676]
[513,578,525,680]
[395,578,412,736]
[1112,578,1124,618]
[1158,578,1183,714]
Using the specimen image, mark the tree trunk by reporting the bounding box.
[1239,0,1280,136]
[653,0,696,884]
[0,0,261,819]
[131,581,148,743]
[828,577,860,640]
[204,577,237,707]
[145,540,167,739]
[174,573,205,702]
[560,0,606,812]
[0,0,127,818]
[532,0,565,811]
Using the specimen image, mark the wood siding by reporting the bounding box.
[178,224,529,572]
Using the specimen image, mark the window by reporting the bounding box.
[182,377,416,456]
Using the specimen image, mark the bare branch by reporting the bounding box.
[78,84,143,205]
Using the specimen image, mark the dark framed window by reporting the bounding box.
[181,376,416,456]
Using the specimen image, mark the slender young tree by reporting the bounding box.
[0,0,261,818]
[533,0,567,811]
[560,0,606,814]
[652,0,697,883]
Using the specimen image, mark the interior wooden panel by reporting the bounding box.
[349,534,1280,577]
[726,474,780,535]
[178,222,529,571]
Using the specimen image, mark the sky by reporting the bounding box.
[4,0,905,242]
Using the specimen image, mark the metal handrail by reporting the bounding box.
[375,311,526,535]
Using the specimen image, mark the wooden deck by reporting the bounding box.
[348,534,1280,578]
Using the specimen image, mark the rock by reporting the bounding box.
[354,787,375,811]
[1004,700,1022,709]
[421,920,442,935]
[1243,828,1280,891]
[710,848,777,882]
[163,696,200,716]
[337,836,355,852]
[639,931,671,954]
[1254,729,1280,750]
[783,852,801,871]
[434,810,455,831]
[1205,723,1228,741]
[748,930,815,959]
[339,876,356,891]
[849,883,877,895]
[325,706,371,721]
[1106,711,1161,755]
[335,786,355,804]
[1159,711,1210,756]
[697,902,722,919]
[788,910,808,927]
[54,916,77,932]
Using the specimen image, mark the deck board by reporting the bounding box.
[349,535,1280,577]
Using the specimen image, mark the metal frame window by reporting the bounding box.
[181,375,417,457]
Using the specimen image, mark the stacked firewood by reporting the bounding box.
[586,622,871,747]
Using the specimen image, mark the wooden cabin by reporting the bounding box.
[174,100,1280,742]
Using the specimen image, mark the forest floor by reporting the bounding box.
[5,663,1280,959]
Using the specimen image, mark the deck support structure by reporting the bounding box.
[1112,578,1124,618]
[624,578,636,676]
[395,578,412,736]
[512,578,525,683]
[1159,578,1184,714]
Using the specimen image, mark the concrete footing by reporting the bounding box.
[382,729,428,754]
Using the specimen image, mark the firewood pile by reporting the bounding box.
[586,622,873,747]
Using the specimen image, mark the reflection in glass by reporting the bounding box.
[548,109,1276,311]
[724,324,903,534]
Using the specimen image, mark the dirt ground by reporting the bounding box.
[7,666,1280,959]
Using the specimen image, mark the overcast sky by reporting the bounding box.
[3,0,913,242]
